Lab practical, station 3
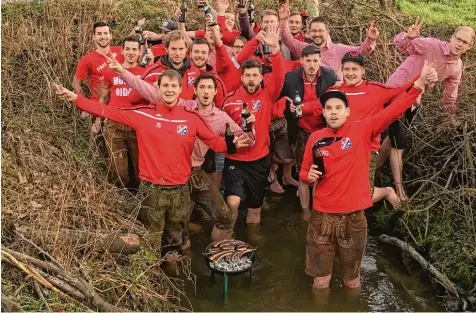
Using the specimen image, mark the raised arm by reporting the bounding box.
[278,5,309,59]
[262,25,285,103]
[393,17,435,55]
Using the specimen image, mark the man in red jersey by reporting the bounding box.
[221,24,285,225]
[73,21,125,129]
[129,30,200,104]
[295,51,416,207]
[54,70,251,260]
[100,36,145,189]
[299,61,437,290]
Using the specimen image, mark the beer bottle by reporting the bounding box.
[225,123,237,154]
[134,26,145,45]
[138,43,151,67]
[179,0,187,23]
[262,43,271,55]
[241,103,253,132]
[312,144,326,175]
[294,91,302,118]
[248,0,255,24]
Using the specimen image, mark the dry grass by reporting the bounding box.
[1,0,475,310]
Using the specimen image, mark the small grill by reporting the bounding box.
[203,239,256,297]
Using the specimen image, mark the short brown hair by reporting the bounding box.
[194,73,217,89]
[260,9,278,21]
[232,36,247,46]
[192,37,211,50]
[240,59,262,74]
[164,30,188,49]
[309,17,329,31]
[93,21,110,34]
[122,35,140,49]
[289,11,303,19]
[157,69,182,86]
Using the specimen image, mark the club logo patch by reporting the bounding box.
[188,76,195,85]
[341,137,352,150]
[349,51,359,58]
[177,125,188,135]
[252,100,261,111]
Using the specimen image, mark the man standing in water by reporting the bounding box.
[299,62,437,289]
[53,70,252,260]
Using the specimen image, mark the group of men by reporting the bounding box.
[54,0,474,290]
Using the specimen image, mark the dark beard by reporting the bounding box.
[244,84,258,94]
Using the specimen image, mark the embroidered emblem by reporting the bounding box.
[341,137,352,150]
[177,125,188,135]
[252,100,261,111]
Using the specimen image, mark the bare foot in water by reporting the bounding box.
[246,208,261,224]
[301,208,311,222]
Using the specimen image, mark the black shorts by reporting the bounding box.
[223,155,270,208]
[388,107,419,149]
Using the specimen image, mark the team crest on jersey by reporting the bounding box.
[188,76,195,86]
[341,137,352,150]
[252,100,261,111]
[177,125,188,135]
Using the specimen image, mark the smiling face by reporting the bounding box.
[158,75,182,105]
[308,21,328,46]
[195,78,217,107]
[224,12,235,31]
[93,26,112,48]
[289,14,303,35]
[122,41,140,65]
[232,38,245,57]
[190,43,210,69]
[342,61,365,86]
[323,98,350,129]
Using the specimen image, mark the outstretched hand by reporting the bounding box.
[105,54,125,75]
[53,83,78,102]
[407,16,424,39]
[366,20,379,40]
[420,60,438,87]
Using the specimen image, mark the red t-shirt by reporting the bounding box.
[298,71,325,133]
[74,47,124,100]
[103,66,146,108]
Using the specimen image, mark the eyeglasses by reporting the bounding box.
[453,35,472,47]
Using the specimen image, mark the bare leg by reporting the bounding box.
[390,148,408,201]
[226,195,241,227]
[312,274,332,289]
[269,163,285,193]
[344,275,361,289]
[376,136,391,170]
[298,180,310,210]
[282,160,299,187]
[246,207,261,224]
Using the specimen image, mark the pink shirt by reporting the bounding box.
[120,70,254,167]
[280,23,376,78]
[208,45,234,69]
[386,32,462,112]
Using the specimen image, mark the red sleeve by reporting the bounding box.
[385,75,420,102]
[217,15,227,30]
[151,44,166,57]
[216,44,242,92]
[266,52,285,103]
[299,132,316,184]
[222,30,241,46]
[359,85,422,140]
[195,29,206,38]
[272,97,286,119]
[74,95,140,128]
[236,37,260,64]
[193,112,227,153]
[74,55,89,80]
[214,76,228,109]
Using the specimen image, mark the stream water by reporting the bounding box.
[181,190,444,311]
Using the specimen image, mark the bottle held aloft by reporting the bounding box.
[179,0,187,23]
[294,92,302,118]
[241,103,253,132]
[312,144,326,175]
[134,26,145,45]
[225,123,237,154]
[248,0,255,23]
[138,43,151,67]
